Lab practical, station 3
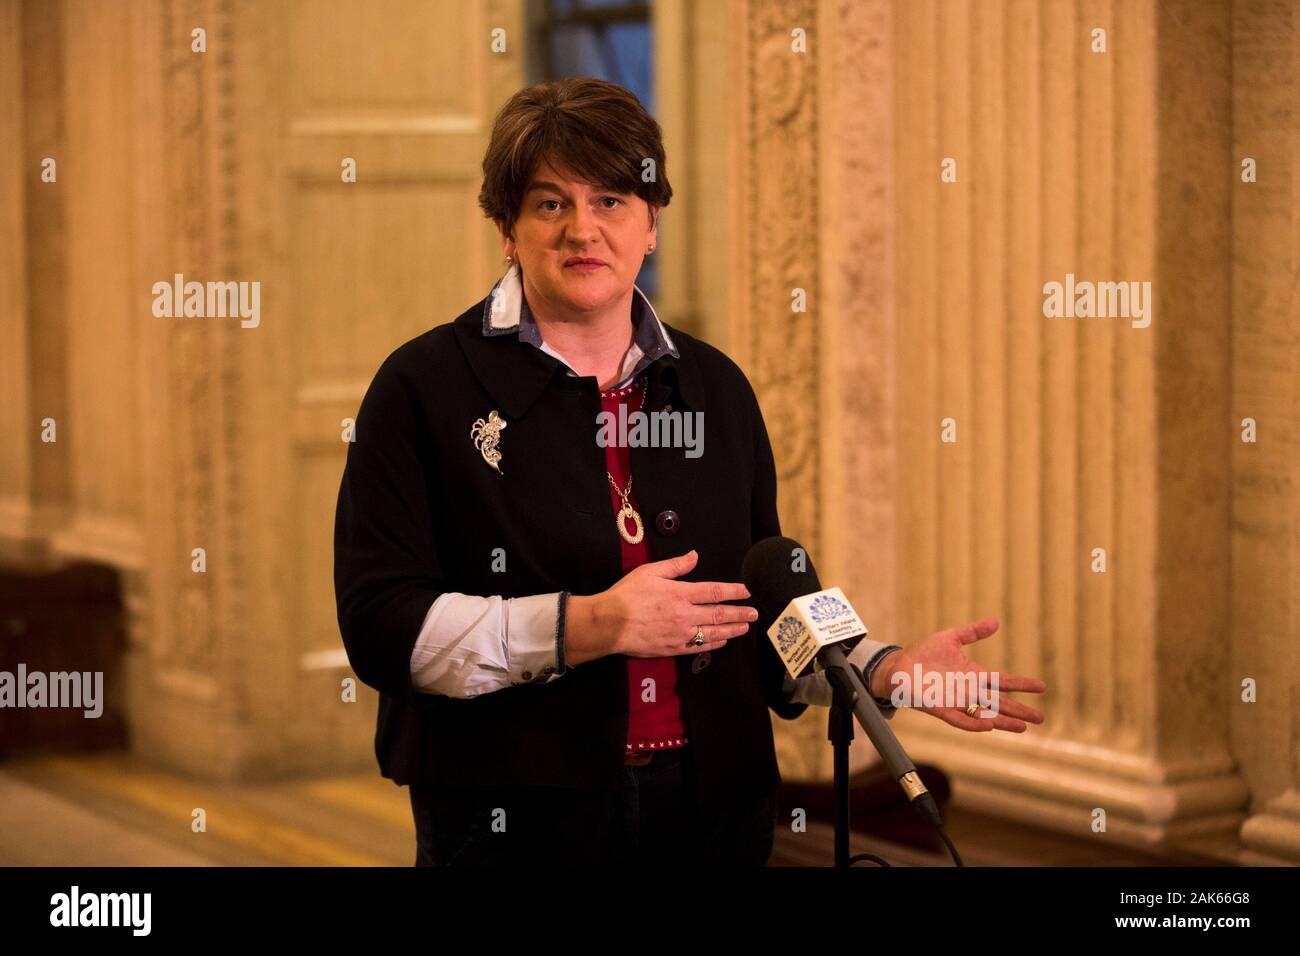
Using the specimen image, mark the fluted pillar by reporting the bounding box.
[1231,0,1300,865]
[724,0,1300,857]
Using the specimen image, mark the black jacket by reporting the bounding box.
[332,293,807,818]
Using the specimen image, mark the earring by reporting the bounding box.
[505,254,513,265]
[647,244,655,254]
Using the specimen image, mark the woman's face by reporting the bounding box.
[499,157,657,317]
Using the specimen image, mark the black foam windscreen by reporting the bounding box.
[741,535,822,624]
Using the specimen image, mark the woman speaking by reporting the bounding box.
[333,77,1045,867]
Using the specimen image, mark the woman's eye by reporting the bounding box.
[537,197,621,212]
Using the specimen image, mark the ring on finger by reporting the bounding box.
[689,625,706,648]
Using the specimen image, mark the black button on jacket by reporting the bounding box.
[333,294,807,819]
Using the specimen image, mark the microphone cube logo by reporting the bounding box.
[808,593,853,625]
[775,615,806,655]
[766,587,867,679]
[772,614,816,676]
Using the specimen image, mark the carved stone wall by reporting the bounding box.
[1230,0,1300,866]
[726,0,1299,861]
[0,0,527,781]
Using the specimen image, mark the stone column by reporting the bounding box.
[1231,0,1300,866]
[725,0,898,780]
[725,0,1290,855]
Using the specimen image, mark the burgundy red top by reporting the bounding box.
[599,373,688,754]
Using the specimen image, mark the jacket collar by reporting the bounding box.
[453,264,706,421]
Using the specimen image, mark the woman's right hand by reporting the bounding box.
[564,549,759,665]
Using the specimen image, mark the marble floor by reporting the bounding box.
[0,751,1225,867]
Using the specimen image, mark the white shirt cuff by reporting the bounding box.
[409,591,565,698]
[504,591,565,686]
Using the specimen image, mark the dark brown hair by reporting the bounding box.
[478,77,672,240]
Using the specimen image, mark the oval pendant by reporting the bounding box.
[617,505,644,544]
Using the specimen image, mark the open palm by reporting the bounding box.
[869,617,1047,733]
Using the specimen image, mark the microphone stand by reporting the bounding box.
[826,664,855,867]
[824,661,892,867]
[818,646,963,867]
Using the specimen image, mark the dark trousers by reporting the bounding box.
[409,745,776,866]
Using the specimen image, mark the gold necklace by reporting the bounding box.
[607,472,644,544]
[605,376,647,545]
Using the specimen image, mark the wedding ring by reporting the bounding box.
[965,704,981,718]
[690,625,706,647]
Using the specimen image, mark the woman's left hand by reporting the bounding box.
[868,617,1047,733]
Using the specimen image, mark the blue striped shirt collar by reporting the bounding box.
[482,262,678,391]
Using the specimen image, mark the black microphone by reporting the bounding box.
[742,535,944,830]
